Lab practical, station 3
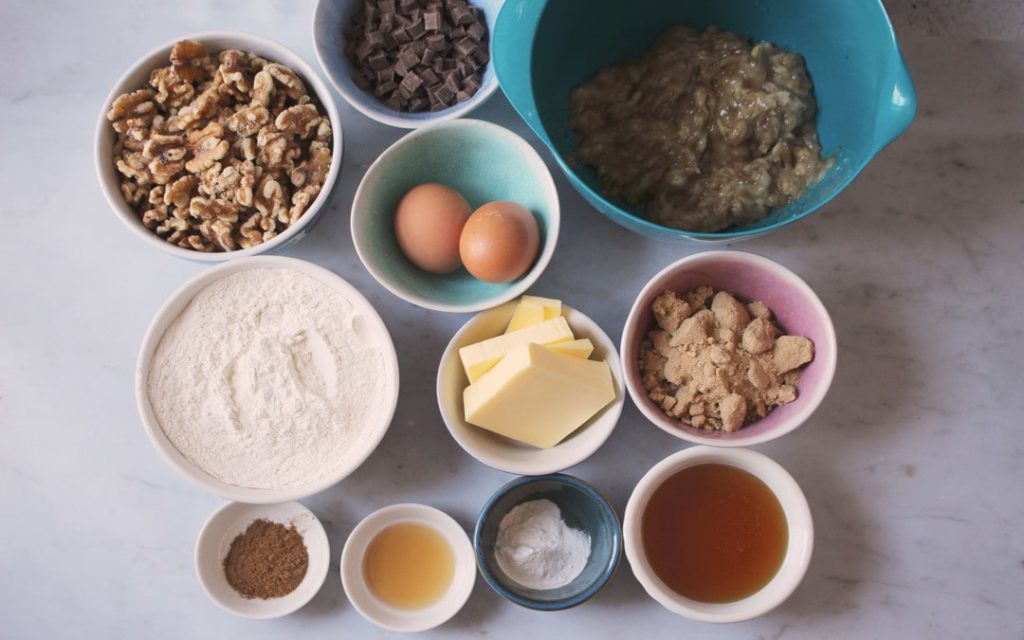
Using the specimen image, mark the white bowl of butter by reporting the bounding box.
[436,297,624,475]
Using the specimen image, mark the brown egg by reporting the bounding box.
[394,183,471,274]
[459,201,540,283]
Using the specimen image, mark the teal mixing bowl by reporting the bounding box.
[492,0,917,241]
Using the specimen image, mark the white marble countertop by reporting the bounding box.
[2,1,1022,638]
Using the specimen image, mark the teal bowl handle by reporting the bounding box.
[874,60,917,153]
[492,0,553,147]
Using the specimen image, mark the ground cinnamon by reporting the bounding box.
[223,518,309,599]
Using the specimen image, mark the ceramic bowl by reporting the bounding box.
[437,300,624,475]
[621,250,837,447]
[623,446,813,622]
[474,474,621,611]
[195,501,330,618]
[313,0,501,128]
[491,0,916,241]
[340,503,476,632]
[136,256,399,503]
[95,32,343,261]
[351,119,560,312]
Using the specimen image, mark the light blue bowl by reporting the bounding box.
[313,0,502,128]
[351,119,560,312]
[492,0,917,241]
[474,474,622,611]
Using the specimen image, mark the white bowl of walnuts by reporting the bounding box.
[95,32,342,260]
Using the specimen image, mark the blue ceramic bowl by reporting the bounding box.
[474,474,622,611]
[491,0,917,241]
[351,118,560,312]
[313,0,502,128]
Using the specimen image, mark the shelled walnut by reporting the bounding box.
[107,40,333,252]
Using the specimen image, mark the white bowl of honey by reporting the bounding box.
[340,503,476,632]
[623,446,813,622]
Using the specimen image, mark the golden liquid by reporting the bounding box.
[641,463,788,603]
[363,522,455,610]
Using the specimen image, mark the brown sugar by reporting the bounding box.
[223,518,309,599]
[639,287,814,431]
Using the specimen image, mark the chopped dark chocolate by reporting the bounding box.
[344,0,489,112]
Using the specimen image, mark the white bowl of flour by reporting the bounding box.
[136,256,399,503]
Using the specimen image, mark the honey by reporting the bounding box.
[641,463,788,603]
[363,522,454,610]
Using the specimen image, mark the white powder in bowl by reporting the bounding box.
[147,267,386,489]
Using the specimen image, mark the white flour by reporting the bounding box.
[147,268,384,489]
[494,499,591,590]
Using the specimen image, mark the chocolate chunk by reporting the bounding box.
[398,46,420,69]
[408,96,429,111]
[407,18,426,40]
[379,0,396,13]
[399,72,423,97]
[420,48,437,66]
[394,58,410,76]
[425,33,447,51]
[367,50,390,71]
[432,58,444,74]
[450,4,474,25]
[354,74,372,90]
[473,47,489,65]
[376,68,395,84]
[410,39,427,56]
[444,73,460,94]
[386,93,404,111]
[374,79,397,96]
[399,0,418,12]
[419,67,439,86]
[379,12,394,31]
[454,37,477,58]
[462,74,480,93]
[432,83,455,104]
[354,39,374,61]
[424,10,441,31]
[391,26,412,44]
[455,90,472,103]
[450,26,466,39]
[466,21,486,42]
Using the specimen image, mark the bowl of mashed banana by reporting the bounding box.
[490,0,917,241]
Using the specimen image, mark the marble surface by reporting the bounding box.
[2,1,1022,638]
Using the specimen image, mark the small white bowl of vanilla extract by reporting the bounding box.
[341,503,476,632]
[623,446,813,622]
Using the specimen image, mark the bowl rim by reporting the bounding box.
[620,249,837,447]
[436,301,624,474]
[135,255,400,503]
[194,500,331,619]
[622,446,814,622]
[339,503,477,632]
[311,0,500,129]
[94,30,344,262]
[472,473,623,611]
[350,118,561,313]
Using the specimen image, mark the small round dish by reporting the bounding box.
[340,503,476,632]
[621,250,837,447]
[136,256,399,503]
[195,501,330,619]
[474,473,621,611]
[313,0,501,128]
[95,32,343,261]
[623,446,813,622]
[351,118,560,313]
[437,301,624,475]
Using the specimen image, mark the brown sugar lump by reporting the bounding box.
[639,288,815,432]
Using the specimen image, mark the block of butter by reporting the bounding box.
[459,316,573,383]
[505,295,562,333]
[463,343,615,448]
[546,338,594,359]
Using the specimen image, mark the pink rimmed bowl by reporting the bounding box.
[620,251,837,447]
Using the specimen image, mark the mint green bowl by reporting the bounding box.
[351,119,560,313]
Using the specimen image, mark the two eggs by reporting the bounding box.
[394,183,540,283]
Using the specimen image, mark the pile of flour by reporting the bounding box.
[147,268,384,489]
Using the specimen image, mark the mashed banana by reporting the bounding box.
[571,27,830,232]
